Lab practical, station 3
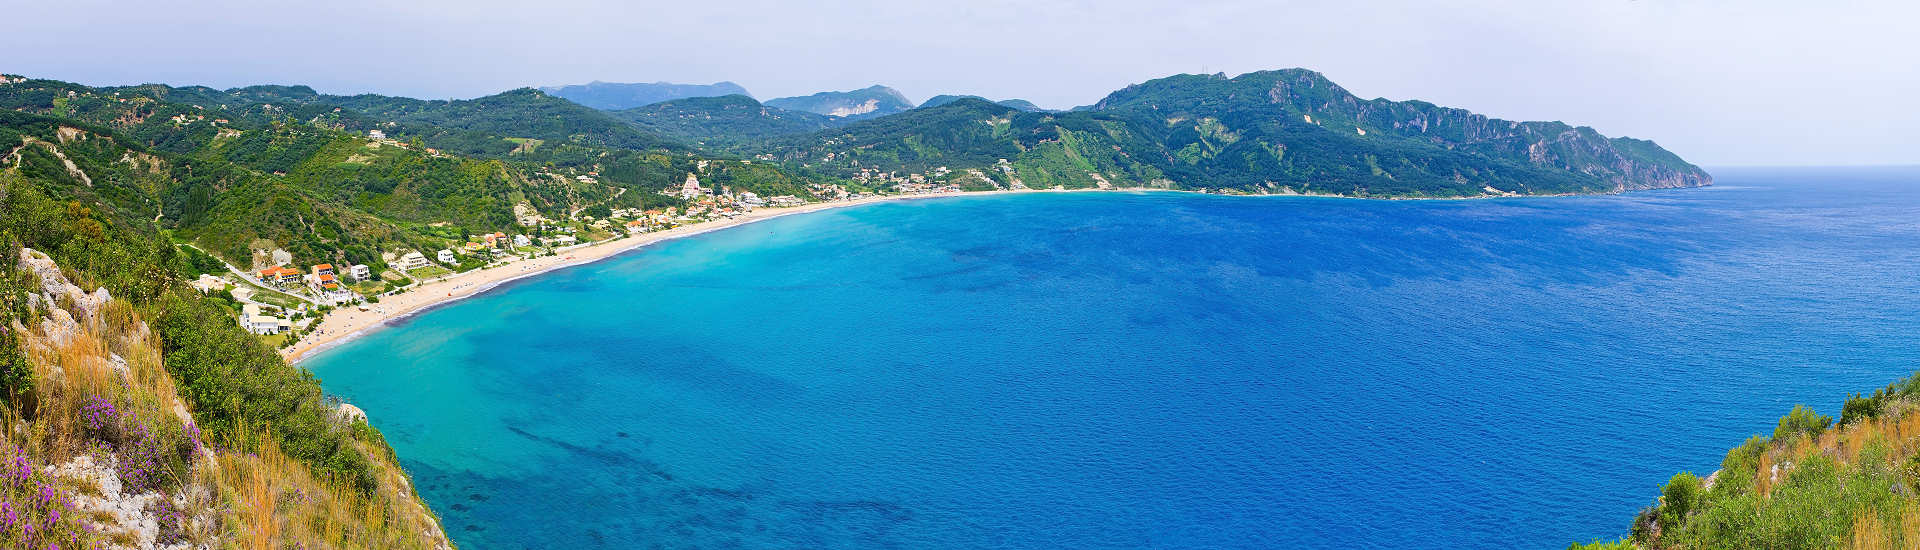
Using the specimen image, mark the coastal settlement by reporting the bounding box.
[182,162,993,360]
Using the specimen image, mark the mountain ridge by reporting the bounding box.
[765,85,914,120]
[750,68,1708,196]
[539,80,752,110]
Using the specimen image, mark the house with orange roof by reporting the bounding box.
[257,266,301,288]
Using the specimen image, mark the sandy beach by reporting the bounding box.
[276,183,1574,364]
[281,189,1040,363]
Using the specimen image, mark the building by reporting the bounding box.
[512,234,532,248]
[677,173,704,199]
[396,252,430,272]
[190,274,225,293]
[544,235,577,246]
[348,264,372,281]
[257,266,301,288]
[368,129,386,140]
[311,272,339,291]
[241,304,290,335]
[737,191,765,207]
[310,272,355,305]
[437,249,457,264]
[311,264,334,278]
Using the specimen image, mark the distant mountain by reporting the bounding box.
[920,94,1050,112]
[757,69,1711,197]
[765,85,913,119]
[539,80,751,110]
[610,94,835,149]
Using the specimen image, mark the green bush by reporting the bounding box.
[1773,404,1832,442]
[1660,471,1704,530]
[154,288,378,494]
[1566,540,1635,550]
[1840,393,1885,426]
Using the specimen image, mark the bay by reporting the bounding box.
[307,166,1920,548]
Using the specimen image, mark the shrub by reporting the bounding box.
[1839,393,1884,426]
[1773,404,1831,442]
[153,290,380,495]
[1660,471,1703,530]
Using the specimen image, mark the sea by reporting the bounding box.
[306,166,1920,549]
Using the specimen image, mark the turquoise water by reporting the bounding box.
[307,167,1920,549]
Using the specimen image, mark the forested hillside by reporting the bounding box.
[691,70,1712,196]
[610,94,836,149]
[765,85,915,120]
[0,76,841,270]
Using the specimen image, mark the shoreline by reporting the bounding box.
[281,183,1700,364]
[283,188,1055,364]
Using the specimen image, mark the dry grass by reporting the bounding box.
[13,292,450,549]
[1747,404,1920,549]
[201,421,446,549]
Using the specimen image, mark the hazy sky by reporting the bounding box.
[7,0,1917,166]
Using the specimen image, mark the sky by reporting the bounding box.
[5,0,1917,166]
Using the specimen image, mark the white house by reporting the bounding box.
[241,304,289,335]
[190,274,225,294]
[437,249,456,264]
[348,264,373,281]
[513,234,532,247]
[678,173,704,199]
[396,252,430,272]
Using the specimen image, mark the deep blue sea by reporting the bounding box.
[307,167,1920,549]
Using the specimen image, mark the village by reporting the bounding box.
[185,165,991,347]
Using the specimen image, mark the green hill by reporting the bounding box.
[765,85,915,120]
[0,76,835,270]
[920,94,1050,112]
[753,69,1710,197]
[225,86,689,157]
[610,94,836,149]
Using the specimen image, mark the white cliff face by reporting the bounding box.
[17,248,122,349]
[47,454,214,550]
[827,99,881,117]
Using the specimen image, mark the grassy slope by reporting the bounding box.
[1576,373,1920,549]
